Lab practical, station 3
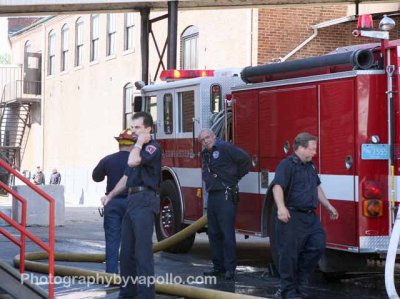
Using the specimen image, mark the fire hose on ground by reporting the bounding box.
[385,207,400,299]
[13,215,267,299]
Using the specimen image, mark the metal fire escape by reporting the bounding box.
[0,78,40,170]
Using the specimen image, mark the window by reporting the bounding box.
[178,91,194,133]
[24,40,32,67]
[181,26,198,69]
[144,96,157,125]
[90,14,99,62]
[107,14,116,56]
[123,83,133,128]
[163,94,173,134]
[24,40,31,54]
[210,84,222,113]
[124,13,135,51]
[48,30,55,75]
[61,24,69,71]
[75,17,84,66]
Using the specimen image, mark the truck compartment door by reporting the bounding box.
[233,90,262,234]
[319,79,356,247]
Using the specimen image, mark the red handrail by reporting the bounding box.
[0,159,55,299]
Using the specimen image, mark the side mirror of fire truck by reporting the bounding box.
[133,96,143,112]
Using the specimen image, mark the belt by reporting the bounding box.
[287,207,315,214]
[128,186,155,194]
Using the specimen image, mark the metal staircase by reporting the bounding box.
[0,79,40,170]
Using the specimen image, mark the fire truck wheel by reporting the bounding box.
[267,201,279,274]
[155,180,195,253]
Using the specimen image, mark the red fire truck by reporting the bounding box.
[134,21,400,272]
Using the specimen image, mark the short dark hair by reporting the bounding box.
[293,132,317,150]
[132,111,153,129]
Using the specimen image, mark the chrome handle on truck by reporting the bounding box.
[252,155,258,167]
[345,155,353,170]
[284,141,290,154]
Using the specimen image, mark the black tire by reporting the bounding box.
[267,201,279,277]
[155,180,195,253]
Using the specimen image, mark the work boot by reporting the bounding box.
[274,288,302,299]
[285,290,302,299]
[296,286,309,298]
[203,269,224,277]
[297,278,309,298]
[273,288,282,299]
[224,271,235,280]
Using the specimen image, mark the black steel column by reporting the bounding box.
[167,0,178,69]
[140,8,150,84]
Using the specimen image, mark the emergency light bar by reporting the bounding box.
[160,69,214,80]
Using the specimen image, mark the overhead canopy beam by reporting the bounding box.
[3,0,397,83]
[0,0,397,16]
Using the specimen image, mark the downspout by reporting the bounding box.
[41,22,46,170]
[250,8,254,66]
[280,15,356,62]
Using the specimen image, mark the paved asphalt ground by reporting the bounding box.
[0,202,397,298]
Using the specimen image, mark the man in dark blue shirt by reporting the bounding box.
[101,112,161,299]
[271,132,339,299]
[92,128,135,273]
[199,128,250,280]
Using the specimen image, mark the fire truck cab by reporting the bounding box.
[134,69,244,253]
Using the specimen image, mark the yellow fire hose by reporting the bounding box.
[13,215,267,299]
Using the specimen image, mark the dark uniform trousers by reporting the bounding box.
[119,190,159,299]
[207,189,237,273]
[276,210,326,295]
[103,196,128,273]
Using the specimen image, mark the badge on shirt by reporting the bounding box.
[145,145,157,155]
[212,150,219,159]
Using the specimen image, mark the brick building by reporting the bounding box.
[258,4,399,63]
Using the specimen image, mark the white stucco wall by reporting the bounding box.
[0,18,11,63]
[9,8,257,206]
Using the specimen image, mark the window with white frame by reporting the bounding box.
[48,30,55,75]
[90,14,99,62]
[124,13,135,51]
[75,17,84,66]
[123,83,133,128]
[107,14,116,56]
[61,24,69,71]
[181,26,199,69]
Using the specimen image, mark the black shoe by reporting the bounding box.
[224,271,235,280]
[296,287,309,298]
[203,269,224,277]
[274,289,302,299]
[285,290,302,299]
[273,289,282,299]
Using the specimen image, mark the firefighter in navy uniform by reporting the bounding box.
[199,128,250,280]
[92,128,135,274]
[101,112,161,299]
[270,132,339,299]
